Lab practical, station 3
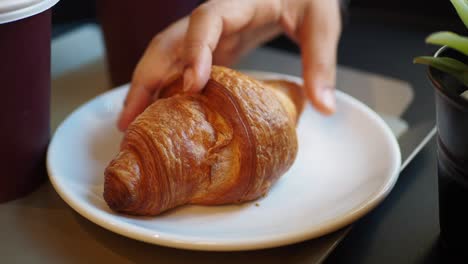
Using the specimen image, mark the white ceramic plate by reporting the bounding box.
[47,71,401,251]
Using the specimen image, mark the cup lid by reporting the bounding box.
[0,0,60,24]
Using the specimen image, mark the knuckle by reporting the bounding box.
[150,34,163,46]
[313,61,334,77]
[185,41,206,57]
[314,61,329,73]
[131,68,144,86]
[190,3,213,19]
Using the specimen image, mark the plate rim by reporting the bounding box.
[47,70,401,251]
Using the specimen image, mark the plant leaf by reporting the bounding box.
[426,31,468,56]
[414,56,468,72]
[451,0,468,29]
[414,56,468,86]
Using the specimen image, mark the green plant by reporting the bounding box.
[414,0,468,86]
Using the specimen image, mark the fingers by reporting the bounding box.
[117,19,187,131]
[182,0,282,92]
[297,0,341,115]
[212,22,281,66]
[118,0,341,131]
[118,0,281,131]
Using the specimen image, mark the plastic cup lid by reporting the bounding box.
[0,0,60,24]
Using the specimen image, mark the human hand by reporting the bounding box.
[117,0,342,131]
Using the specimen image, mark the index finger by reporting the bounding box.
[182,0,282,92]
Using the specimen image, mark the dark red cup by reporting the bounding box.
[0,0,60,203]
[96,0,200,87]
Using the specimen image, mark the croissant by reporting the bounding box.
[104,66,305,216]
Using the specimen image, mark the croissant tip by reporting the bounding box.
[103,168,133,212]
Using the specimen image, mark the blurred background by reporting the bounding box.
[51,0,467,71]
[52,0,465,32]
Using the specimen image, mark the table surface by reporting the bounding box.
[2,17,448,264]
[327,21,443,264]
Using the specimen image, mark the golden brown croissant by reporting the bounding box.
[104,66,304,216]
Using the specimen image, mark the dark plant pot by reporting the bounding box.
[429,46,468,258]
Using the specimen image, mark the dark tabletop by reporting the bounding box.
[325,15,445,264]
[327,137,441,263]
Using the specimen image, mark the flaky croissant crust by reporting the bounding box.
[104,66,304,216]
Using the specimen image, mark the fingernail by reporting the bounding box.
[321,87,336,113]
[183,68,194,92]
